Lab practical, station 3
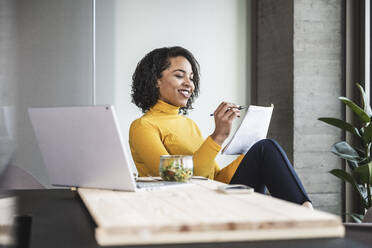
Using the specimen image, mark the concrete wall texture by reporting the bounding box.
[257,0,343,214]
[256,0,294,162]
[293,0,343,215]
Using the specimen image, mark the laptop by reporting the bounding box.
[28,105,186,191]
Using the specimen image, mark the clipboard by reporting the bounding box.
[222,104,274,155]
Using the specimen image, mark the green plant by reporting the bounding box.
[318,83,372,222]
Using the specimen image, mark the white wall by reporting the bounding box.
[96,0,250,168]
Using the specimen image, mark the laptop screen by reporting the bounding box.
[28,106,137,191]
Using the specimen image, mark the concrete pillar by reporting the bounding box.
[256,0,343,214]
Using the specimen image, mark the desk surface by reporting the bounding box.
[78,180,343,245]
[5,189,372,248]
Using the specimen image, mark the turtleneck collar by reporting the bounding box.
[149,100,180,115]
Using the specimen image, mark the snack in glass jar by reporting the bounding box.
[159,155,193,182]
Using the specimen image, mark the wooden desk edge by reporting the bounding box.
[95,225,345,246]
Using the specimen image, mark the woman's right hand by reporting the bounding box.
[210,102,241,146]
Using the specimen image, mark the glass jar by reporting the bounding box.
[159,155,193,182]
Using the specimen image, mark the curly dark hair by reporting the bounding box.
[131,46,200,115]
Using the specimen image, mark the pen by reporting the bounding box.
[210,105,248,116]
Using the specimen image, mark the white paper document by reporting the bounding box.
[222,104,274,155]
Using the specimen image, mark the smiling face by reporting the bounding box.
[157,56,195,107]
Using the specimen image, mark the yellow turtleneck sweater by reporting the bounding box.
[129,100,244,183]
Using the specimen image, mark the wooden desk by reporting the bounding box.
[5,189,372,248]
[78,179,344,246]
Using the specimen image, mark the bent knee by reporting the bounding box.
[255,138,277,147]
[247,139,280,154]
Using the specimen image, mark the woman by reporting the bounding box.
[129,46,312,208]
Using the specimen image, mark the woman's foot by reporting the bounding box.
[302,201,313,210]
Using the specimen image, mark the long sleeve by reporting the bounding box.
[192,136,221,178]
[189,121,222,178]
[129,120,169,177]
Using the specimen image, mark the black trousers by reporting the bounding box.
[230,139,311,204]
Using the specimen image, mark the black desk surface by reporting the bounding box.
[4,189,372,248]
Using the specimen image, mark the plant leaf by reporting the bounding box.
[329,169,369,209]
[339,96,370,123]
[362,124,372,143]
[360,127,365,137]
[331,142,363,162]
[359,157,371,165]
[356,83,372,117]
[355,147,366,156]
[346,213,364,223]
[318,117,360,137]
[347,160,358,171]
[354,162,372,184]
